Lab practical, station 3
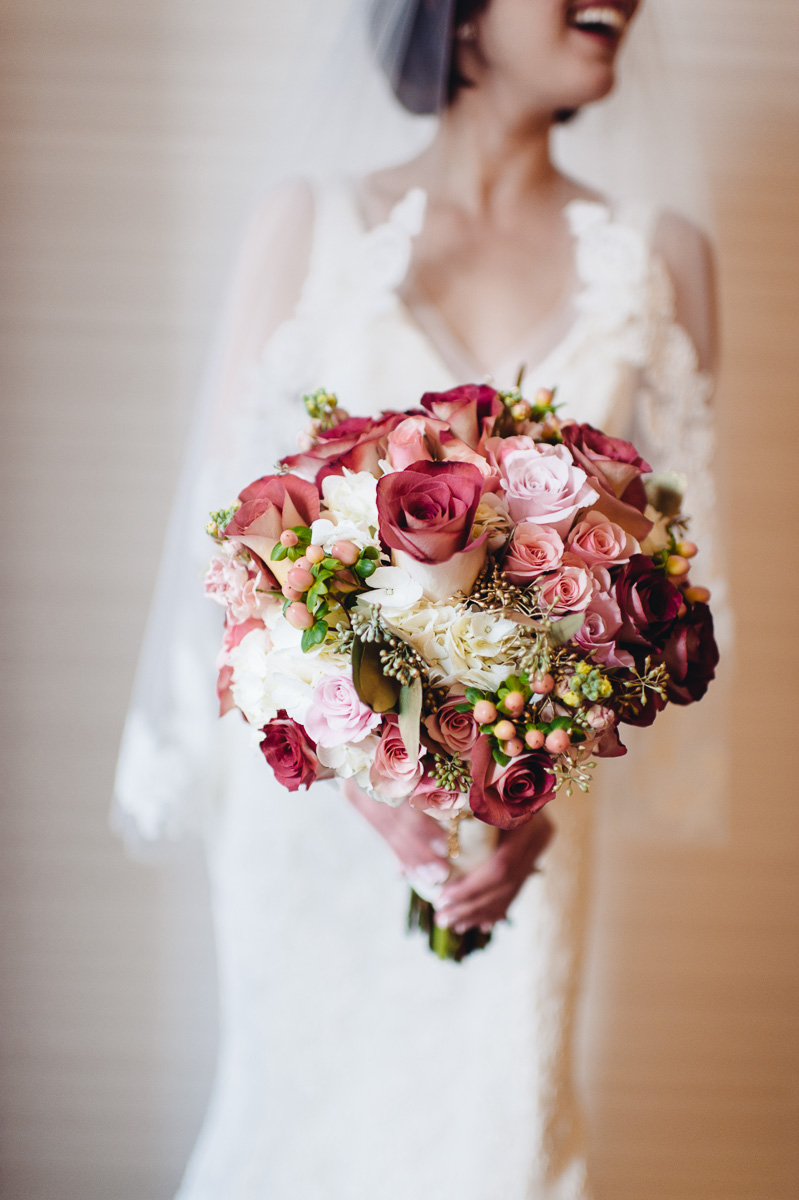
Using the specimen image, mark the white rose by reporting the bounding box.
[317,735,379,790]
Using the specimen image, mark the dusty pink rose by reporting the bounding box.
[409,771,467,816]
[303,674,382,748]
[377,460,486,563]
[537,555,597,615]
[493,439,600,534]
[503,522,564,583]
[468,736,556,830]
[559,422,653,540]
[420,384,504,449]
[424,698,479,757]
[280,411,409,487]
[260,712,321,792]
[369,715,424,801]
[223,474,320,570]
[574,587,635,668]
[566,510,639,568]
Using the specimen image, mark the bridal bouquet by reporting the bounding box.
[205,384,718,959]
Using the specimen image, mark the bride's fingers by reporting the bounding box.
[435,884,511,930]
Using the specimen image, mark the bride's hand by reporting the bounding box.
[342,778,451,882]
[434,812,554,934]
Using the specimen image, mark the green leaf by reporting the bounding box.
[547,716,573,732]
[321,556,340,571]
[398,676,423,766]
[291,525,312,542]
[464,687,486,706]
[306,579,328,610]
[271,544,288,561]
[351,639,400,714]
[492,747,510,768]
[301,620,328,653]
[548,612,585,646]
[454,703,473,714]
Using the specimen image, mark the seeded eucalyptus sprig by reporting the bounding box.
[206,500,241,539]
[302,388,342,430]
[432,753,472,794]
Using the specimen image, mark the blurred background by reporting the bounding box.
[1,1,797,1197]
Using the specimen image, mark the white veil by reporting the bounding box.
[113,0,730,851]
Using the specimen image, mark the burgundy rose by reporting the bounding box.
[224,474,320,570]
[377,460,486,563]
[420,384,504,449]
[662,601,719,704]
[615,554,682,648]
[260,712,321,792]
[424,698,479,757]
[560,421,653,538]
[468,736,556,830]
[280,411,410,488]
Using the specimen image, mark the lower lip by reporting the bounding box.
[568,24,623,48]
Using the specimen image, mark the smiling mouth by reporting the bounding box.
[566,5,631,42]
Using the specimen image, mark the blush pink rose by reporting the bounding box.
[303,674,382,748]
[424,698,479,757]
[215,617,267,717]
[409,771,467,816]
[503,522,564,583]
[574,588,635,668]
[493,439,600,535]
[369,715,424,801]
[566,510,639,568]
[537,555,597,615]
[260,712,322,792]
[385,416,449,470]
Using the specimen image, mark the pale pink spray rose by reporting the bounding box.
[492,438,600,535]
[409,771,467,817]
[537,555,597,615]
[205,556,270,624]
[503,521,565,583]
[303,674,382,748]
[369,715,424,802]
[566,509,639,568]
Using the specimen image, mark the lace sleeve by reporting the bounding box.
[113,183,315,851]
[613,214,733,841]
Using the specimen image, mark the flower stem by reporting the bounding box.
[407,888,492,962]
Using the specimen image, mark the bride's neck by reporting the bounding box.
[421,93,560,218]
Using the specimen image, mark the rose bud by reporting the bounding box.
[525,729,545,750]
[545,728,571,754]
[504,738,525,757]
[535,387,554,407]
[306,544,326,563]
[280,529,299,548]
[331,539,360,565]
[677,540,698,558]
[494,720,516,741]
[287,566,314,591]
[281,583,304,602]
[473,700,498,725]
[511,400,532,421]
[531,673,555,695]
[666,555,690,577]
[684,585,711,604]
[677,602,688,619]
[285,602,314,629]
[503,691,526,718]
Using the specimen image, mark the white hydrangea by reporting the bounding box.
[388,601,458,680]
[229,625,347,730]
[441,611,519,690]
[318,469,379,535]
[316,734,379,791]
[310,516,380,554]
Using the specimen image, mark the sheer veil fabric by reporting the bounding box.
[114,2,731,1196]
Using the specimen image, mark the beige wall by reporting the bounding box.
[1,2,797,1198]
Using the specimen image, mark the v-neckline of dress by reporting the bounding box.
[345,181,614,388]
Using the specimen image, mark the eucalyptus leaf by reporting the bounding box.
[398,676,423,765]
[548,612,585,646]
[351,638,400,714]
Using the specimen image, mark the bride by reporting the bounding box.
[115,0,723,1196]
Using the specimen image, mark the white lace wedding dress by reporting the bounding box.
[124,181,717,1200]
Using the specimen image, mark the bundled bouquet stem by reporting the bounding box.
[205,384,719,960]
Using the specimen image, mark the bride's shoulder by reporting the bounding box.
[650,209,718,375]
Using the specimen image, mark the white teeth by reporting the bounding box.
[570,7,627,32]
